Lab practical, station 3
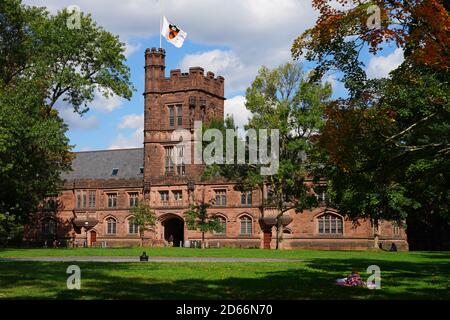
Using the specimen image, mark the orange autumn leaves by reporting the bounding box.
[293,0,449,70]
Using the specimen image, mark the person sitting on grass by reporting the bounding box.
[336,269,366,287]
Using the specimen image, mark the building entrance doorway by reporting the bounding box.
[89,230,97,247]
[162,216,184,247]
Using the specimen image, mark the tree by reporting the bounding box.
[185,203,224,248]
[0,212,24,246]
[0,0,133,239]
[1,0,133,112]
[130,202,156,247]
[292,0,450,248]
[292,0,449,94]
[203,62,332,249]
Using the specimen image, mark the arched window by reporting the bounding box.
[283,228,292,234]
[317,213,343,235]
[239,215,252,235]
[106,217,117,235]
[42,218,56,236]
[128,217,138,234]
[214,216,227,235]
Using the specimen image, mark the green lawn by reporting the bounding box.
[0,248,449,299]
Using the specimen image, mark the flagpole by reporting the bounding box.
[159,0,164,49]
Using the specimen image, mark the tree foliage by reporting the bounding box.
[185,203,224,247]
[130,202,156,247]
[0,0,133,241]
[292,1,449,84]
[204,63,332,249]
[294,0,450,248]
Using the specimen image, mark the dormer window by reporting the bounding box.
[111,168,119,176]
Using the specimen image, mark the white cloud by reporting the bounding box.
[110,113,144,149]
[89,90,124,112]
[367,48,404,79]
[124,41,142,58]
[179,50,255,93]
[57,106,99,130]
[224,95,251,129]
[118,114,144,129]
[24,0,317,95]
[108,128,143,149]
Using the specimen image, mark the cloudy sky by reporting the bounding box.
[24,0,403,151]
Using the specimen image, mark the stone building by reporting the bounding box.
[24,48,408,250]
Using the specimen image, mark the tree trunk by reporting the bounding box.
[202,231,205,249]
[275,218,280,250]
[373,219,380,249]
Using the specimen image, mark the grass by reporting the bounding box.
[0,248,449,299]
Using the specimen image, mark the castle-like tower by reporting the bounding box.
[143,48,225,186]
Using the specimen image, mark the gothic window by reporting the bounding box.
[107,193,117,208]
[88,190,96,208]
[393,224,401,236]
[240,215,252,235]
[199,97,206,121]
[176,146,185,176]
[160,191,169,206]
[129,192,139,208]
[164,147,174,174]
[106,217,117,235]
[177,105,183,126]
[317,213,343,235]
[213,189,227,206]
[173,190,183,205]
[76,190,87,209]
[168,106,174,128]
[128,217,138,234]
[241,191,252,206]
[189,96,196,107]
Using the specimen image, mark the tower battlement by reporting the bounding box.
[144,47,224,98]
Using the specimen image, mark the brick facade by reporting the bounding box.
[24,48,409,250]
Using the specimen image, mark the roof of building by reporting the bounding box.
[61,148,144,181]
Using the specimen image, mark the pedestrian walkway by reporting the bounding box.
[0,256,302,263]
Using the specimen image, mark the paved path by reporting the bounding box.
[0,256,302,263]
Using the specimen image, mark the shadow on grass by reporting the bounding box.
[0,257,449,300]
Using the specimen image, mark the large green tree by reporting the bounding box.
[185,203,224,248]
[0,0,133,243]
[130,202,156,247]
[293,0,449,248]
[204,62,332,249]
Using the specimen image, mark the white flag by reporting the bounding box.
[161,16,187,48]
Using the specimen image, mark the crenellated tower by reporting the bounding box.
[143,47,225,190]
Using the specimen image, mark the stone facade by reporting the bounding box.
[24,48,409,250]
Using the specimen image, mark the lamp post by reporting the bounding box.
[84,221,89,247]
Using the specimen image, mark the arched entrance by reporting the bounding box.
[162,215,184,247]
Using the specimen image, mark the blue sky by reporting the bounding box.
[24,0,404,152]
